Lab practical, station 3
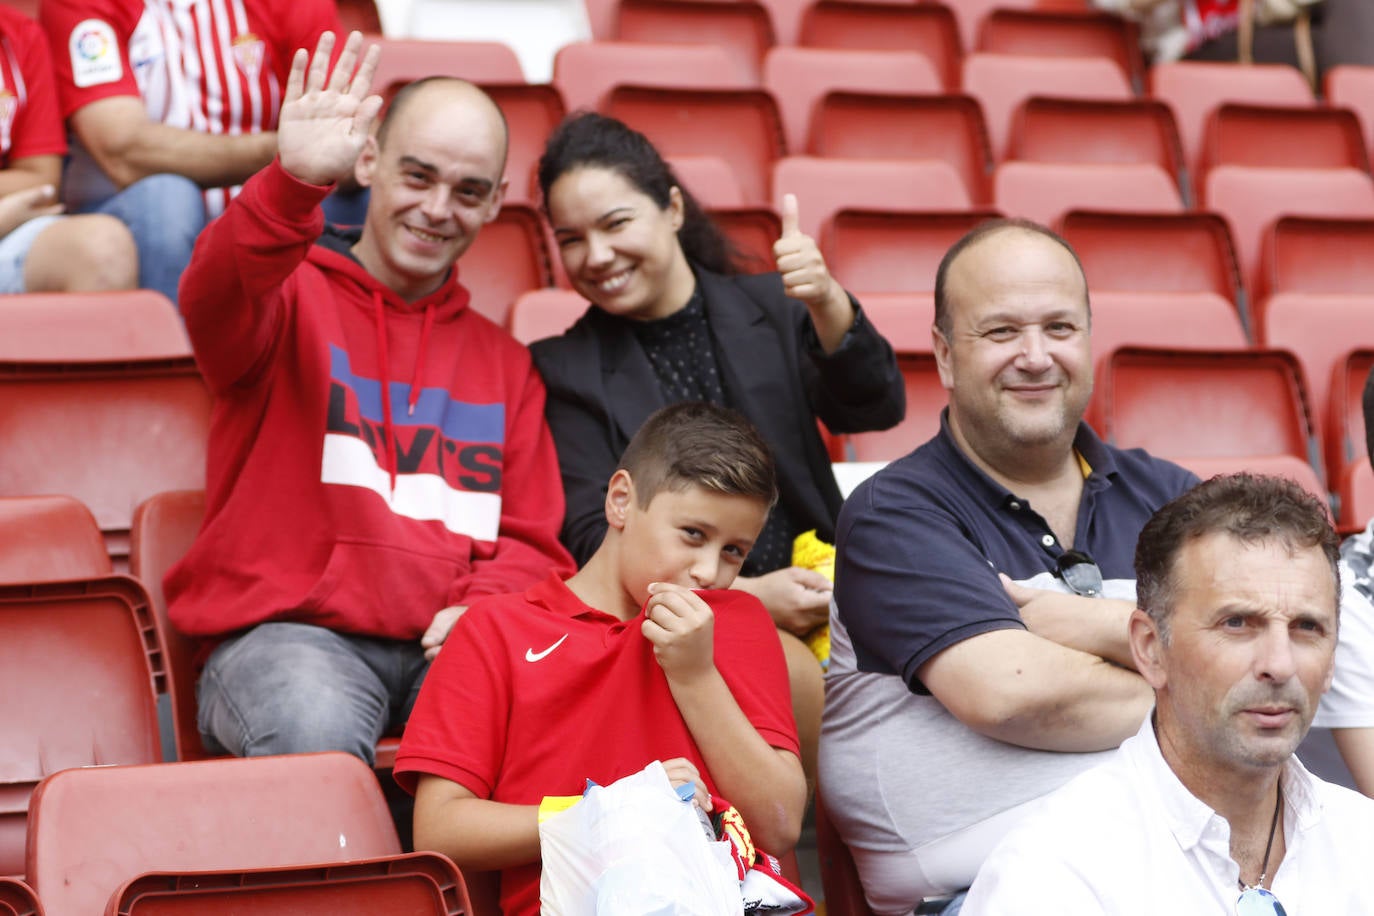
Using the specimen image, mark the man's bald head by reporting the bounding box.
[375,77,509,172]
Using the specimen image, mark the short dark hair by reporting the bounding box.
[933,218,1090,338]
[375,77,509,165]
[1135,473,1340,640]
[617,402,777,510]
[537,111,744,275]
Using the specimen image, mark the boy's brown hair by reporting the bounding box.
[617,402,778,510]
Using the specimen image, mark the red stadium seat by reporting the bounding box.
[0,878,41,916]
[762,47,943,155]
[824,209,1001,294]
[338,0,382,35]
[1326,65,1374,162]
[709,206,783,273]
[994,161,1182,227]
[458,203,555,327]
[507,290,589,346]
[551,41,748,113]
[1328,348,1374,484]
[1088,291,1248,367]
[1338,459,1374,533]
[0,576,166,879]
[615,0,775,80]
[1259,216,1374,303]
[481,84,565,205]
[1008,98,1187,204]
[0,495,110,584]
[962,53,1133,160]
[798,1,962,92]
[852,292,936,357]
[666,156,745,208]
[1202,165,1374,306]
[1173,454,1328,511]
[1095,347,1317,470]
[808,92,994,204]
[606,87,786,205]
[1148,61,1314,178]
[27,753,401,916]
[0,289,188,361]
[977,9,1144,91]
[944,0,1096,51]
[772,157,972,241]
[371,38,524,93]
[107,852,470,916]
[1200,103,1369,189]
[1061,210,1243,322]
[848,352,945,462]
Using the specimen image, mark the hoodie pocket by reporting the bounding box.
[297,539,461,639]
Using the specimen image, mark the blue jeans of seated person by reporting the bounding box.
[84,174,206,306]
[197,622,430,766]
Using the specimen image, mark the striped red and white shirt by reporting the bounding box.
[42,0,338,214]
[0,6,67,167]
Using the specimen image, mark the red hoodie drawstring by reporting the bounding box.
[372,290,397,494]
[408,303,435,416]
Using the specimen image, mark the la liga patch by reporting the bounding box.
[70,19,122,88]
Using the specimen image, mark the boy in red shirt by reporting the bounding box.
[395,402,807,916]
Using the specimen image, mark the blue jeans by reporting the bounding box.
[76,173,206,306]
[197,622,430,765]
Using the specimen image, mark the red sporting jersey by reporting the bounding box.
[0,6,66,167]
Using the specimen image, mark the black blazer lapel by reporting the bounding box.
[592,309,666,450]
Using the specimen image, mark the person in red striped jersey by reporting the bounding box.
[39,0,339,304]
[0,4,135,293]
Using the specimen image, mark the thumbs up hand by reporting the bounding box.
[772,193,853,350]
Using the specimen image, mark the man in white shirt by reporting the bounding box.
[964,472,1374,914]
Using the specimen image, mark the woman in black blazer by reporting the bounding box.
[530,113,906,783]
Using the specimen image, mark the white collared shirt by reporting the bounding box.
[963,716,1374,914]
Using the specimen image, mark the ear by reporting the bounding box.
[667,185,685,232]
[1129,608,1168,691]
[932,324,954,391]
[354,135,379,189]
[605,469,634,531]
[481,177,509,225]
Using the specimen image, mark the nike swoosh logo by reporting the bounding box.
[525,634,569,662]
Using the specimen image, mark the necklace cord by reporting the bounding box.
[1243,781,1283,891]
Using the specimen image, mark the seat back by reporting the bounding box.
[1096,347,1317,469]
[0,290,188,361]
[606,86,786,205]
[0,577,165,878]
[0,878,41,916]
[0,495,111,584]
[1327,348,1374,482]
[665,155,745,208]
[994,161,1183,228]
[456,202,555,327]
[1201,103,1369,188]
[962,52,1132,160]
[1261,216,1374,301]
[762,47,943,153]
[772,157,971,242]
[978,9,1143,91]
[798,1,962,92]
[1009,98,1187,203]
[1088,291,1248,368]
[507,290,589,346]
[481,84,565,205]
[1172,454,1328,512]
[28,753,401,916]
[809,92,993,204]
[371,38,524,93]
[824,210,1001,294]
[847,352,946,462]
[615,0,775,80]
[107,852,469,916]
[709,206,783,273]
[552,41,748,113]
[1338,458,1374,533]
[1326,65,1374,160]
[853,292,937,359]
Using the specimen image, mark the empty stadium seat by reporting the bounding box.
[0,495,110,584]
[507,290,589,345]
[772,157,972,241]
[606,87,786,205]
[1326,65,1374,160]
[551,41,749,113]
[1338,459,1374,533]
[851,292,936,357]
[0,576,165,878]
[1202,165,1374,305]
[1173,454,1328,510]
[1095,347,1317,471]
[1327,348,1374,483]
[709,206,783,273]
[615,0,775,80]
[824,209,1001,294]
[0,289,188,361]
[371,38,524,93]
[666,156,745,208]
[457,203,555,327]
[1200,103,1369,188]
[977,8,1144,91]
[1148,61,1314,178]
[26,753,401,916]
[1008,98,1187,204]
[994,161,1183,227]
[798,1,962,91]
[482,84,565,205]
[762,47,943,155]
[962,53,1133,160]
[0,298,211,565]
[1060,210,1244,321]
[1259,216,1374,303]
[1088,292,1248,376]
[847,352,945,462]
[944,0,1096,51]
[107,852,470,916]
[808,92,994,204]
[0,878,40,916]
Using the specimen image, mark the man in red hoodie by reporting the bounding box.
[167,31,574,764]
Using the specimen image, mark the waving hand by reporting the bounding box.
[277,31,383,187]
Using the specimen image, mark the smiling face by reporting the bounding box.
[353,82,508,302]
[1135,533,1338,786]
[933,228,1092,468]
[546,165,697,321]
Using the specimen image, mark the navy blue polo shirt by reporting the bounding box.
[834,412,1198,694]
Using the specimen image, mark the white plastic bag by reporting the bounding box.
[539,761,744,916]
